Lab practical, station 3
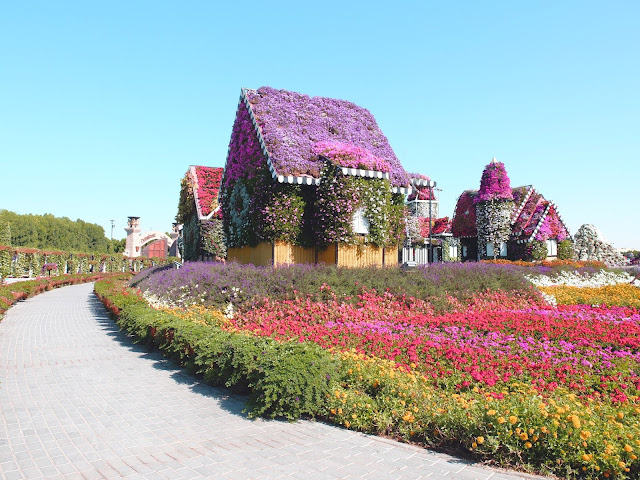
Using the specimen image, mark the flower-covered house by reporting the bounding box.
[220,86,431,267]
[451,159,571,261]
[176,165,226,261]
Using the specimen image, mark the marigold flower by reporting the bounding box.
[476,436,485,445]
[498,416,506,424]
[524,442,532,449]
[509,415,518,425]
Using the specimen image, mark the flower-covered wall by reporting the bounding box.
[177,166,226,260]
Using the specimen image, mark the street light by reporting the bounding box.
[427,180,436,264]
[110,220,115,241]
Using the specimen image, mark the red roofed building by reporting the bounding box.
[176,165,225,261]
[452,161,570,261]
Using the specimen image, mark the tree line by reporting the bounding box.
[0,210,125,253]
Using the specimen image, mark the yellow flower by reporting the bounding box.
[580,430,592,440]
[582,453,591,461]
[519,432,529,441]
[476,436,485,445]
[509,415,518,425]
[624,445,633,453]
[524,442,532,449]
[487,409,497,416]
[498,416,506,424]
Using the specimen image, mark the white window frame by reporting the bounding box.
[547,239,558,256]
[449,244,458,259]
[352,207,370,235]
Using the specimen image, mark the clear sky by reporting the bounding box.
[1,1,638,248]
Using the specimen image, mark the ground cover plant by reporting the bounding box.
[103,262,640,479]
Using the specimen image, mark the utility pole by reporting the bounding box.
[110,220,115,241]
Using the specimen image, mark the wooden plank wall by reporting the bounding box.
[229,242,399,268]
[273,241,316,266]
[227,243,273,266]
[337,244,384,268]
[317,244,337,265]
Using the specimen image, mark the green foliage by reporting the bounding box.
[0,210,111,253]
[0,222,11,279]
[526,240,549,261]
[182,214,200,261]
[176,175,196,224]
[557,238,574,260]
[200,218,226,258]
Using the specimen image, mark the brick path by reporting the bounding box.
[0,283,547,479]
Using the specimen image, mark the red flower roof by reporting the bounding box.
[451,191,478,237]
[191,166,224,219]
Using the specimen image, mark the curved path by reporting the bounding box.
[0,284,546,480]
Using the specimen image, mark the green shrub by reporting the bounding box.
[525,240,548,261]
[557,239,574,260]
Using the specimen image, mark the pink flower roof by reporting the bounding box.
[241,87,411,187]
[475,159,513,202]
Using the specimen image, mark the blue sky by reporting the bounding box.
[1,1,638,248]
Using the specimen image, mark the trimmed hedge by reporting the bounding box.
[94,277,337,420]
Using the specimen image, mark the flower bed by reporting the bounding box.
[100,264,640,479]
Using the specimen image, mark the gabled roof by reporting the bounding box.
[451,186,570,242]
[451,190,478,237]
[236,87,412,190]
[188,165,223,220]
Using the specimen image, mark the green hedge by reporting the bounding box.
[94,278,337,420]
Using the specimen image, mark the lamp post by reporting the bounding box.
[428,180,436,264]
[110,220,115,241]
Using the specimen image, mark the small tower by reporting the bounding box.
[124,216,141,257]
[475,159,514,259]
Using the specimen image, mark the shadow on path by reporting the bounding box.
[86,292,251,419]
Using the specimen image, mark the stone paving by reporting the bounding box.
[0,283,548,480]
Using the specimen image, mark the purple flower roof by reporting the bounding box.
[243,86,410,187]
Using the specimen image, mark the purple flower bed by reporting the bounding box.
[245,87,410,187]
[135,261,533,312]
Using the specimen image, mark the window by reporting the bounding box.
[449,244,458,259]
[462,245,468,258]
[352,207,370,235]
[547,239,558,256]
[486,242,494,257]
[486,242,507,257]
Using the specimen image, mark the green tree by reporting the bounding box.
[0,222,11,279]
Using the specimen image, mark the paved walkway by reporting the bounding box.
[0,283,547,480]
